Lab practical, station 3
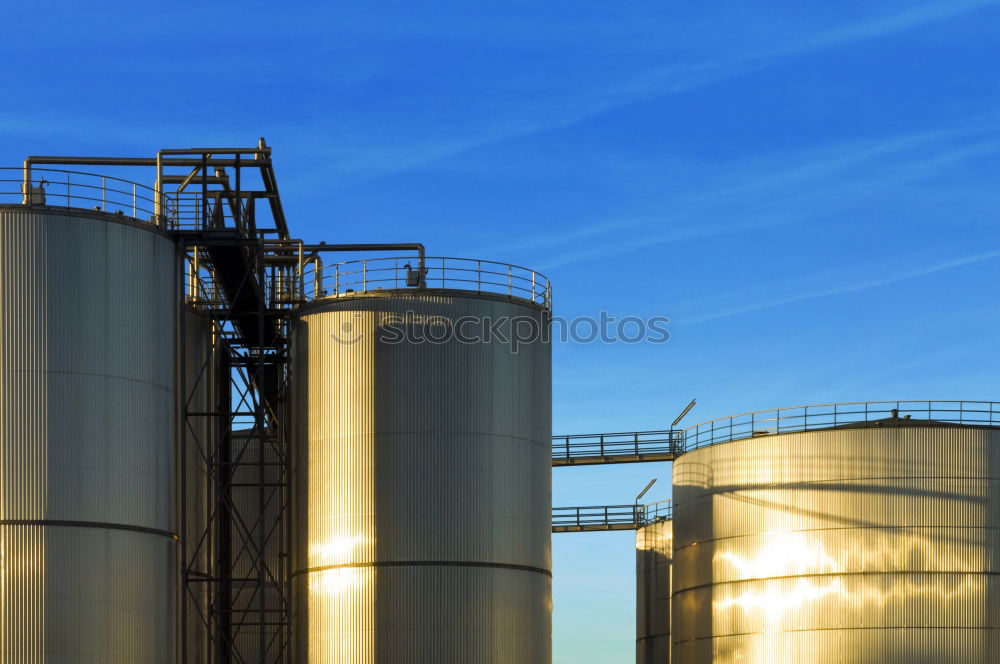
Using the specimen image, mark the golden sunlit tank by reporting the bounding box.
[289,258,552,663]
[637,516,672,664]
[672,403,1000,663]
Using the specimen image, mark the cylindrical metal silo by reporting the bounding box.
[290,288,552,663]
[636,518,671,664]
[0,207,177,662]
[672,416,1000,663]
[182,308,217,664]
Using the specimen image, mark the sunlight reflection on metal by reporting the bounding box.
[292,292,552,662]
[310,536,364,566]
[307,568,361,596]
[673,424,1000,663]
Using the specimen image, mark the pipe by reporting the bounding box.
[263,241,426,277]
[24,156,269,167]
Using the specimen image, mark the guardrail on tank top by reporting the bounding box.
[682,400,1000,450]
[2,168,241,231]
[299,255,552,310]
[1,167,170,224]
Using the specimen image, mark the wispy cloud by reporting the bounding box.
[683,248,1000,325]
[311,0,1000,184]
[7,1,994,189]
[801,0,1000,50]
[522,120,1000,270]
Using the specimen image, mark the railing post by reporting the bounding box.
[187,251,197,301]
[335,264,340,294]
[313,257,322,299]
[21,162,31,204]
[565,437,570,460]
[507,266,512,296]
[600,434,605,457]
[298,242,304,301]
[155,153,163,225]
[362,260,367,292]
[102,176,106,211]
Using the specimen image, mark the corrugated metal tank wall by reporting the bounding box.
[182,309,216,664]
[290,290,552,663]
[636,519,671,664]
[672,425,1000,664]
[0,208,177,663]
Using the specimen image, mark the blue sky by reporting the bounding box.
[4,1,1000,661]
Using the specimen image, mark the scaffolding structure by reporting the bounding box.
[10,141,527,663]
[23,143,295,663]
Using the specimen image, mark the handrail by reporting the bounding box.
[682,400,1000,451]
[552,505,643,530]
[1,166,172,226]
[552,429,682,464]
[552,500,673,532]
[642,498,673,524]
[300,255,551,310]
[552,401,1000,463]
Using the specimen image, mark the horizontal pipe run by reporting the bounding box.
[26,156,271,167]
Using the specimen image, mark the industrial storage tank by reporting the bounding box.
[0,206,177,662]
[636,517,672,664]
[181,308,217,664]
[290,258,552,663]
[672,403,1000,664]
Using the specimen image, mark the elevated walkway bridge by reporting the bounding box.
[551,430,681,466]
[552,500,672,533]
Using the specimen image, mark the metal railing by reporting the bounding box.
[552,500,673,532]
[683,400,1000,451]
[552,401,1000,465]
[642,498,672,524]
[552,429,682,464]
[170,191,241,231]
[552,505,642,531]
[0,167,240,231]
[300,256,551,310]
[1,167,168,224]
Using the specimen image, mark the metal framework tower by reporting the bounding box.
[10,142,429,663]
[23,142,295,663]
[170,145,293,664]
